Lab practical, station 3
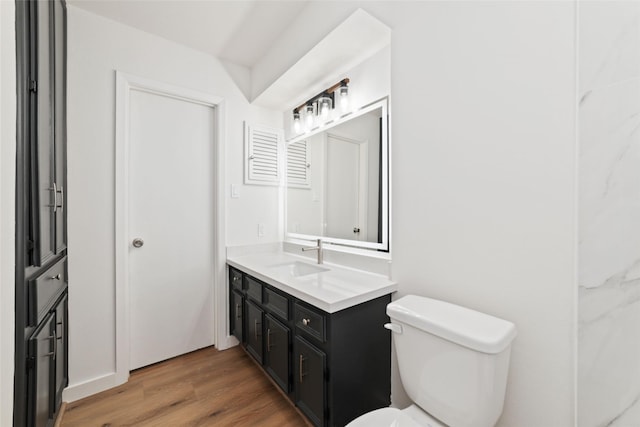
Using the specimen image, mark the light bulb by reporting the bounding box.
[339,85,349,111]
[319,96,332,119]
[293,111,301,133]
[305,104,314,129]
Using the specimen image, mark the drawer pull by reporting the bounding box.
[302,318,311,326]
[299,354,306,383]
[50,274,61,281]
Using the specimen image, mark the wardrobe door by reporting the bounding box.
[54,293,68,408]
[53,0,67,253]
[31,0,56,266]
[28,313,56,427]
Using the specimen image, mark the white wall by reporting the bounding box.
[387,3,577,425]
[0,2,16,424]
[578,2,640,425]
[65,5,281,400]
[275,2,578,425]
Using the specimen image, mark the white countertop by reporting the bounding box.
[227,251,397,313]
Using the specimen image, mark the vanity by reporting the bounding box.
[231,77,393,425]
[227,251,397,427]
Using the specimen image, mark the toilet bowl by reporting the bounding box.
[347,405,445,427]
[346,295,517,427]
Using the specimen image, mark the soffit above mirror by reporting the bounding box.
[251,9,391,110]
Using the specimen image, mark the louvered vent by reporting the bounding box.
[287,141,310,188]
[245,123,282,186]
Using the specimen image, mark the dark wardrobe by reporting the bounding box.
[14,1,69,426]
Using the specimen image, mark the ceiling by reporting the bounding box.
[67,0,309,69]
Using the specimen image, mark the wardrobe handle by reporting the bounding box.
[47,183,58,213]
[44,331,57,359]
[56,185,64,210]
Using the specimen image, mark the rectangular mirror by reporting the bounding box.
[285,99,389,251]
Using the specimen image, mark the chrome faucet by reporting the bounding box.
[301,239,323,265]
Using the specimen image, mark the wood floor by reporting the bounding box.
[61,346,309,427]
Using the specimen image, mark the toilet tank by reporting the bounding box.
[388,295,517,427]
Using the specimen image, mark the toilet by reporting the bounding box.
[347,295,517,427]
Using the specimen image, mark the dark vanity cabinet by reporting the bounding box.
[264,314,291,393]
[228,265,391,427]
[245,300,264,364]
[15,1,69,426]
[294,335,326,426]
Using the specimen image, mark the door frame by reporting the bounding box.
[114,71,226,384]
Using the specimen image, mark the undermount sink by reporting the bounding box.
[270,261,330,277]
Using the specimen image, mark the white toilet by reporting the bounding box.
[347,295,517,427]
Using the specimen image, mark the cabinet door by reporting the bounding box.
[245,300,263,364]
[265,314,290,393]
[31,0,56,266]
[294,336,326,427]
[52,0,67,253]
[28,312,56,427]
[230,290,244,343]
[54,293,68,408]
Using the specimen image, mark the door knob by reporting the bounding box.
[132,238,144,248]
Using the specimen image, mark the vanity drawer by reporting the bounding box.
[246,276,263,303]
[264,287,289,321]
[294,303,326,343]
[29,257,67,326]
[229,267,243,291]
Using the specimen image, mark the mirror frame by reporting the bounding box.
[285,98,389,252]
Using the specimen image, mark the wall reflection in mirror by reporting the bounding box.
[286,99,388,251]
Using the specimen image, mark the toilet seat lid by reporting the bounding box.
[346,407,445,427]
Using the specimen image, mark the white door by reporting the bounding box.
[324,134,368,240]
[128,89,215,370]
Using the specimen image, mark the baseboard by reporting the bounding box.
[62,371,128,403]
[217,334,239,351]
[53,402,67,427]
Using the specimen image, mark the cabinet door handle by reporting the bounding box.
[299,354,306,383]
[235,304,241,319]
[44,331,57,359]
[254,319,260,341]
[56,185,64,210]
[47,183,58,213]
[267,328,271,352]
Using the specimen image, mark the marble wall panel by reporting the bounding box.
[579,2,640,426]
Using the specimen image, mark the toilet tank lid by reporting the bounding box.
[387,295,517,354]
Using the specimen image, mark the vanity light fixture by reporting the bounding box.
[292,78,350,134]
